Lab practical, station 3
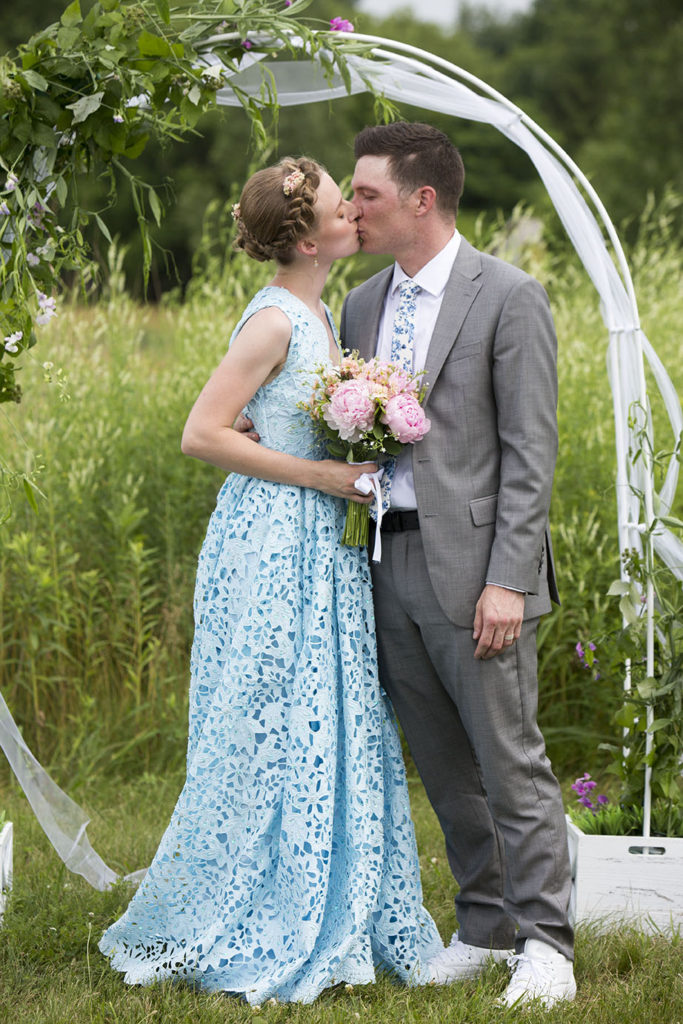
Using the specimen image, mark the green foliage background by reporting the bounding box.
[1,200,681,790]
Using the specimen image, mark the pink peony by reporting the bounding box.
[323,379,375,442]
[382,393,431,443]
[386,368,419,396]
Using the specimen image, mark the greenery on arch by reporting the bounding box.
[0,0,371,409]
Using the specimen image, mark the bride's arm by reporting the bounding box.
[181,307,374,502]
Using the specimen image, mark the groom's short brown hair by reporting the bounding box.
[354,122,465,217]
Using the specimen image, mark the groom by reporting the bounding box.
[341,122,575,1007]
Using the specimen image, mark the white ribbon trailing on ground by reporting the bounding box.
[0,690,118,889]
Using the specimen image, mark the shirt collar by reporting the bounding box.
[390,229,461,297]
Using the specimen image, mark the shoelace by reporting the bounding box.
[505,952,556,993]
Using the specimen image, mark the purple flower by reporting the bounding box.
[242,39,253,49]
[113,113,124,123]
[575,641,584,659]
[572,772,608,814]
[330,17,355,32]
[29,201,46,229]
[285,1,292,5]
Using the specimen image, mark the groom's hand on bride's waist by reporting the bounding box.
[233,413,260,442]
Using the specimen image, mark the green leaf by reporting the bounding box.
[61,0,82,27]
[137,31,182,58]
[54,177,68,206]
[22,477,39,514]
[20,70,49,92]
[66,91,104,124]
[57,25,81,49]
[122,133,149,159]
[619,594,641,627]
[648,718,672,733]
[154,0,171,24]
[659,514,683,530]
[94,213,112,244]
[608,579,631,596]
[147,188,162,227]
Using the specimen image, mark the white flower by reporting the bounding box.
[4,172,18,193]
[113,113,124,123]
[4,330,22,352]
[26,252,40,266]
[36,292,57,325]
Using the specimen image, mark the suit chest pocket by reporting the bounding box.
[443,339,482,364]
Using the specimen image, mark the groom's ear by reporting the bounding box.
[414,186,437,217]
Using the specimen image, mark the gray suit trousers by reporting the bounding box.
[371,529,574,959]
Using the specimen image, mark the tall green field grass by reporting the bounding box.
[0,199,681,787]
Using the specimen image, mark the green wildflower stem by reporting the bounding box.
[341,501,370,547]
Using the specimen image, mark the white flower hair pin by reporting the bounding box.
[282,169,305,196]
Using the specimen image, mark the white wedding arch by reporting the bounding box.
[1,30,681,888]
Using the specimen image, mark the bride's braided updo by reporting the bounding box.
[233,157,323,265]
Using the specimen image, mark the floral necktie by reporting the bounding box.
[380,279,421,515]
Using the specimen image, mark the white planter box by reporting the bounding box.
[0,821,12,923]
[567,818,683,934]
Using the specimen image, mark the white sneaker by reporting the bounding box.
[427,932,513,984]
[500,938,577,1008]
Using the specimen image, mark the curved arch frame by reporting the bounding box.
[207,29,683,835]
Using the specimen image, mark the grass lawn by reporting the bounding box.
[1,766,681,1024]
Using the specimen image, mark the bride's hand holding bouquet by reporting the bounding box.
[300,352,431,548]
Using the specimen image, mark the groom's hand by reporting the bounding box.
[233,413,260,442]
[473,584,524,660]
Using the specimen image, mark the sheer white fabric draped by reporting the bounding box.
[1,37,680,884]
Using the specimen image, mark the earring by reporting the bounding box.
[313,256,319,267]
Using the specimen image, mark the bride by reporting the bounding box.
[98,156,443,1004]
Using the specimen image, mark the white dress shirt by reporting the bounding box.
[377,230,461,510]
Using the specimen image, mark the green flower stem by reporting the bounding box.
[342,501,370,547]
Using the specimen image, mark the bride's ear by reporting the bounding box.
[296,237,318,260]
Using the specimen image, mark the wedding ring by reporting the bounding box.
[504,634,515,641]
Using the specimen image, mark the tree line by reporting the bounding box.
[1,0,680,295]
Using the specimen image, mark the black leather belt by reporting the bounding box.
[380,509,420,532]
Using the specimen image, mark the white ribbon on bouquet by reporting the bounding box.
[353,466,385,562]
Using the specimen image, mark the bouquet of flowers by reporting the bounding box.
[300,351,431,547]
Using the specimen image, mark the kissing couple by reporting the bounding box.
[100,122,576,1010]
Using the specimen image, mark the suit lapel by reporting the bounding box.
[349,268,392,361]
[422,238,482,407]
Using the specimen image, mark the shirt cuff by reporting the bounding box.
[485,581,526,594]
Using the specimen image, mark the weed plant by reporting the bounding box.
[0,199,681,790]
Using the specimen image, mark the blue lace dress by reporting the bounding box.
[99,287,443,1004]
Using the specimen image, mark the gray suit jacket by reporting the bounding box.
[340,237,560,627]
